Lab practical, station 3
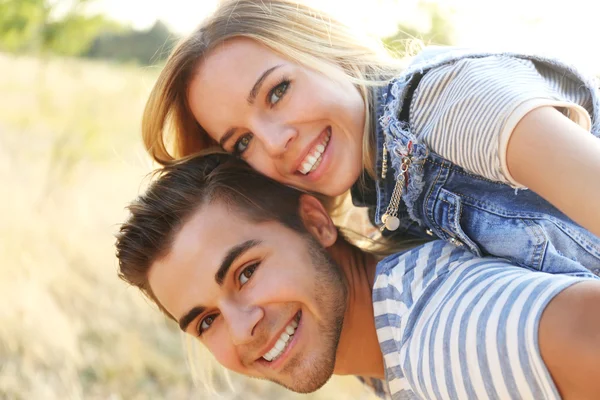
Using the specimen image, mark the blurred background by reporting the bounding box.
[0,0,597,399]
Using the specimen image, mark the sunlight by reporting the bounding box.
[94,0,598,72]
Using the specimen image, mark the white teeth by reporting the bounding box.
[297,129,331,175]
[274,339,285,351]
[309,155,323,173]
[262,315,300,362]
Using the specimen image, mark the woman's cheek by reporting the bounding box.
[246,153,276,177]
[251,157,296,188]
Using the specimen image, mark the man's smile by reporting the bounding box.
[255,310,302,370]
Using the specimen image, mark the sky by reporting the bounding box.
[91,0,600,73]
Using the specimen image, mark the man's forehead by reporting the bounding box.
[148,202,262,314]
[171,202,257,260]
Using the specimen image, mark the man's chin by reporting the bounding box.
[274,372,334,394]
[269,358,336,394]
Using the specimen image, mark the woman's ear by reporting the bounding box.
[298,194,338,247]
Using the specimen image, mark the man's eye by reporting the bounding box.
[198,314,218,335]
[268,80,290,105]
[233,134,252,156]
[239,263,259,285]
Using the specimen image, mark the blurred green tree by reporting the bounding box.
[0,0,44,52]
[86,20,178,65]
[383,1,454,57]
[0,0,116,56]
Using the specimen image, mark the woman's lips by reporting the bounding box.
[296,127,332,175]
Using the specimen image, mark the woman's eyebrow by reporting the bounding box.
[246,64,282,105]
[219,127,237,148]
[219,64,283,148]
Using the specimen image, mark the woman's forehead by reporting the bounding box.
[199,38,287,81]
[188,39,288,135]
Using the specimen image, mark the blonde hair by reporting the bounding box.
[142,0,403,178]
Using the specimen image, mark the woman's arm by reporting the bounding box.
[539,280,600,399]
[507,106,600,238]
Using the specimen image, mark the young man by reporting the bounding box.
[116,154,600,399]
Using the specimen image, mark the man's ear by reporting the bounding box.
[298,194,338,248]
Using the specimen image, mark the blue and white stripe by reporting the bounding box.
[369,240,595,399]
[409,55,594,184]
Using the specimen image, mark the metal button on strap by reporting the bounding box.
[449,237,463,247]
[425,229,434,236]
[383,215,400,231]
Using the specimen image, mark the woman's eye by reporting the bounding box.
[269,80,289,105]
[239,263,258,286]
[233,134,252,156]
[198,314,218,335]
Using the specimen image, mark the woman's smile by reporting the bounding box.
[295,127,330,175]
[187,38,366,196]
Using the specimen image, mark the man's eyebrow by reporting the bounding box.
[177,240,261,332]
[247,65,282,105]
[215,239,262,285]
[179,305,205,332]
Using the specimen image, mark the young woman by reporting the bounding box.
[141,0,600,274]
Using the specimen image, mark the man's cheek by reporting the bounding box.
[206,336,246,374]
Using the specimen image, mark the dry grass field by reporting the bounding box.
[0,53,377,399]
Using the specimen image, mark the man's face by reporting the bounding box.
[148,201,347,393]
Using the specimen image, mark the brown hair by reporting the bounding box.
[142,0,402,178]
[115,152,314,317]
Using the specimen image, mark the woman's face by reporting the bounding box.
[187,38,366,196]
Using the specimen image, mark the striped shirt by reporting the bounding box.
[410,55,594,187]
[368,240,597,399]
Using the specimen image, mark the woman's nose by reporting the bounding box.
[252,119,298,158]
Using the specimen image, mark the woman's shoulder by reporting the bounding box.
[403,46,598,80]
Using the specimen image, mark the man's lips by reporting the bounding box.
[254,311,301,362]
[253,311,302,372]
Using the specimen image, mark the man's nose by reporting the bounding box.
[221,300,264,346]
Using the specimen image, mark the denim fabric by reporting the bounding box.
[358,47,600,275]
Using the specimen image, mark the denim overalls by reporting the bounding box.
[355,47,600,276]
